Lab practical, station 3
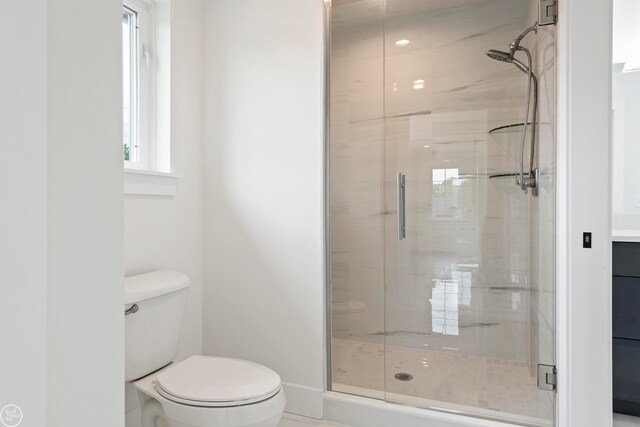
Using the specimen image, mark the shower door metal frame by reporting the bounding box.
[323,0,333,392]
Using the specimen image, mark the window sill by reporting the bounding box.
[124,168,180,196]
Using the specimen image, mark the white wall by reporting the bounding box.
[557,0,613,426]
[0,1,48,426]
[46,1,124,427]
[202,0,325,418]
[124,0,204,364]
[1,2,124,426]
[124,1,204,425]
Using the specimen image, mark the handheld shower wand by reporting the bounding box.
[486,23,539,195]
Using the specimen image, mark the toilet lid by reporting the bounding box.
[156,356,282,407]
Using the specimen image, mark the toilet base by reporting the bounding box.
[158,390,285,427]
[133,363,286,427]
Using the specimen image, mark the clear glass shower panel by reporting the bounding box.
[328,0,386,399]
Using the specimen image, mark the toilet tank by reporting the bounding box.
[124,270,190,381]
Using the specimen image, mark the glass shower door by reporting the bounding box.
[381,1,556,425]
[327,0,557,425]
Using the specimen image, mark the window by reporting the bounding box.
[122,6,138,163]
[122,0,156,170]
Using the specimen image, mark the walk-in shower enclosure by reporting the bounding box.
[326,0,557,425]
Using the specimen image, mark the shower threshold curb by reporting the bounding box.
[323,391,552,427]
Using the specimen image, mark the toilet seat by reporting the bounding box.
[156,356,282,407]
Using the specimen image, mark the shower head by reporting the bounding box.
[486,49,531,74]
[486,22,539,75]
[486,49,513,63]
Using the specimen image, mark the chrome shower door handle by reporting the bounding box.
[397,172,406,240]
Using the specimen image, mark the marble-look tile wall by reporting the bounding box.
[330,0,535,346]
[381,1,533,363]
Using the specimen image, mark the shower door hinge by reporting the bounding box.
[539,0,558,26]
[537,364,557,391]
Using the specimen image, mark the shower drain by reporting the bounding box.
[394,372,413,382]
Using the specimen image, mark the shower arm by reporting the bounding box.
[510,23,539,53]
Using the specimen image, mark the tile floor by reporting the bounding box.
[279,413,350,427]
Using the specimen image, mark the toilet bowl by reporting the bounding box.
[125,271,285,427]
[134,356,285,427]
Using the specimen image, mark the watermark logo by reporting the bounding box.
[0,405,22,427]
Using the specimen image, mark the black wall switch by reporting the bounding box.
[583,232,592,248]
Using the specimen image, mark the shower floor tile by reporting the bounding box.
[331,338,554,425]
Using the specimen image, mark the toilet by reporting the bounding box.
[125,270,286,427]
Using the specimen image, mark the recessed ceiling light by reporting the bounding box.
[424,145,430,148]
[395,39,410,47]
[413,79,425,90]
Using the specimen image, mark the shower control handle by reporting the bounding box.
[397,173,406,240]
[125,304,139,316]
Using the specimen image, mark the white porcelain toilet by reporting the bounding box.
[125,270,285,427]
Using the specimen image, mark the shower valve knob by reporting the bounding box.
[517,176,536,188]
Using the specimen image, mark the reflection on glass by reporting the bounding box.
[430,280,460,336]
[451,270,472,306]
[432,168,460,218]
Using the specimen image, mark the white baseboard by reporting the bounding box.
[281,383,323,420]
[125,407,142,427]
